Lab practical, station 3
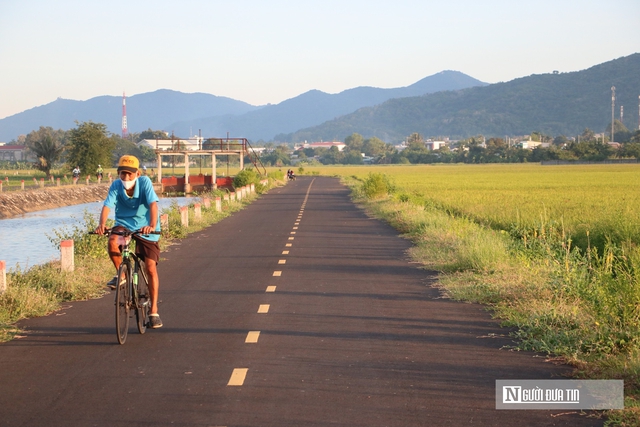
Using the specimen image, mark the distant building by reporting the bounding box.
[0,145,28,161]
[138,136,204,151]
[519,139,542,150]
[299,141,346,151]
[426,141,447,151]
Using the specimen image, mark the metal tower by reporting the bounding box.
[122,91,128,139]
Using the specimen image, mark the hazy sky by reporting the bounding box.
[0,0,638,119]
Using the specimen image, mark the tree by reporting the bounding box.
[66,121,115,174]
[342,151,364,165]
[362,137,386,157]
[344,133,364,152]
[580,128,596,142]
[136,128,169,142]
[618,142,640,158]
[607,120,632,142]
[401,143,429,164]
[406,132,424,148]
[319,146,344,164]
[553,135,569,146]
[24,126,66,176]
[566,140,612,161]
[112,136,155,166]
[260,145,291,166]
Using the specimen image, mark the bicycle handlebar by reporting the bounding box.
[90,228,161,237]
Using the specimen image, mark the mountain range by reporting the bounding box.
[287,53,640,142]
[0,71,485,143]
[1,53,637,144]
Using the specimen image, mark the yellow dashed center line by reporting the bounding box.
[228,368,248,386]
[226,179,315,394]
[245,331,260,343]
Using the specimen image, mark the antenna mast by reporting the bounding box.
[122,91,128,139]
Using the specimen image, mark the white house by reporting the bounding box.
[425,140,447,151]
[299,141,346,151]
[519,140,542,150]
[138,136,204,151]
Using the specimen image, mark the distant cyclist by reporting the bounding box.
[96,164,103,180]
[94,155,163,328]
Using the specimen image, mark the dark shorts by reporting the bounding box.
[134,236,160,264]
[111,226,160,264]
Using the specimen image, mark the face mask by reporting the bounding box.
[121,177,137,190]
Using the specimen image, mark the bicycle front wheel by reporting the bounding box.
[115,261,131,344]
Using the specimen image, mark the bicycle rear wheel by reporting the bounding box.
[115,261,131,344]
[135,265,149,335]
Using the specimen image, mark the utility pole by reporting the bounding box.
[121,91,128,139]
[611,86,616,143]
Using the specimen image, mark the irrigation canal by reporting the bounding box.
[0,197,197,270]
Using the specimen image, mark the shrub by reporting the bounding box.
[233,168,260,188]
[362,173,395,199]
[46,210,110,260]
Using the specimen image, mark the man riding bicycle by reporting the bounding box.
[95,155,163,328]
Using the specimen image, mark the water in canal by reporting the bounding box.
[0,197,198,270]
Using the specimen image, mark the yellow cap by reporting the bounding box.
[117,155,139,173]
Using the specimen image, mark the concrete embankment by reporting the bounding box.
[0,185,109,219]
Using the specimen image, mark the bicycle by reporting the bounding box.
[92,227,160,344]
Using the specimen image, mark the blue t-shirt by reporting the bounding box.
[104,175,161,242]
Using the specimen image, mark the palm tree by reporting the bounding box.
[28,132,65,176]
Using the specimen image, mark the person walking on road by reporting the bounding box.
[94,155,163,328]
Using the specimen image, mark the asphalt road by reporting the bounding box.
[0,177,603,426]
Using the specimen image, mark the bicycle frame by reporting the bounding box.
[92,227,158,344]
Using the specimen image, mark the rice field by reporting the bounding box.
[301,163,640,250]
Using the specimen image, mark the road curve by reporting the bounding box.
[0,176,602,426]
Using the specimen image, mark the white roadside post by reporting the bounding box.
[60,240,74,272]
[180,206,189,227]
[160,214,169,231]
[0,260,6,294]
